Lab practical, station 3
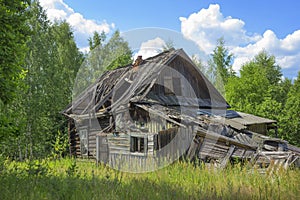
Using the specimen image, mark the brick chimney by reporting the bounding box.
[133,55,143,70]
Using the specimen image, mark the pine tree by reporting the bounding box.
[208,37,233,95]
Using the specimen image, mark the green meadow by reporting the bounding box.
[0,158,299,200]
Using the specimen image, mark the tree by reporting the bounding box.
[192,55,207,75]
[104,30,132,70]
[74,30,132,97]
[208,38,234,95]
[279,71,300,146]
[226,50,283,114]
[253,50,282,85]
[0,0,30,104]
[10,1,83,159]
[225,50,291,138]
[225,61,269,114]
[0,0,31,159]
[162,39,174,51]
[88,31,106,51]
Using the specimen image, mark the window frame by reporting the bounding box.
[130,135,148,154]
[79,128,88,156]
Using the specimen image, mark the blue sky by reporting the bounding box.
[39,0,300,79]
[63,0,299,39]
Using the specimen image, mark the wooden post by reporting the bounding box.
[96,135,99,166]
[220,145,235,169]
[68,120,72,157]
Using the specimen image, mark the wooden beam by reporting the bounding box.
[196,128,257,150]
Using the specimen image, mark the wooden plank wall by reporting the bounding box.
[247,124,267,135]
[72,116,110,158]
[155,127,193,159]
[107,133,155,155]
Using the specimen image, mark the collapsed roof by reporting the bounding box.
[62,48,300,169]
[63,48,229,117]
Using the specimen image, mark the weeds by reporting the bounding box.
[0,157,299,199]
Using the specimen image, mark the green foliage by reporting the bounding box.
[226,50,283,116]
[0,0,31,104]
[0,159,299,199]
[253,50,282,85]
[279,72,300,145]
[0,0,134,160]
[26,159,49,176]
[65,159,78,177]
[0,1,83,159]
[88,30,132,71]
[74,30,132,98]
[104,30,132,70]
[225,49,300,146]
[88,31,106,50]
[0,0,31,159]
[51,130,69,159]
[208,37,234,95]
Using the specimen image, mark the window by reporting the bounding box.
[130,136,147,153]
[79,129,88,155]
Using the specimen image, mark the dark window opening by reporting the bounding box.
[154,128,178,150]
[130,136,147,153]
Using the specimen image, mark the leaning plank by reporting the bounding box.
[284,154,294,169]
[187,136,203,161]
[220,145,235,169]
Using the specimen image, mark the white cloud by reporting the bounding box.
[133,37,166,60]
[39,0,114,48]
[79,46,90,54]
[39,0,73,20]
[67,13,111,35]
[45,8,68,21]
[180,4,300,77]
[179,4,259,54]
[231,30,300,71]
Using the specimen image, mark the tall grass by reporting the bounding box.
[0,157,299,199]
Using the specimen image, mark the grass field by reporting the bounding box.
[0,157,299,200]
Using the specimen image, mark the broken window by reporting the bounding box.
[79,129,88,155]
[130,136,147,153]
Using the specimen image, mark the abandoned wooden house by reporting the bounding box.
[62,48,300,170]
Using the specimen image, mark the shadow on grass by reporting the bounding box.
[0,172,258,200]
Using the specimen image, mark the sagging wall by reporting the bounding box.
[71,111,177,158]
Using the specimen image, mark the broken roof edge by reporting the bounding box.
[62,49,178,115]
[172,49,231,109]
[62,48,231,115]
[234,111,277,125]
